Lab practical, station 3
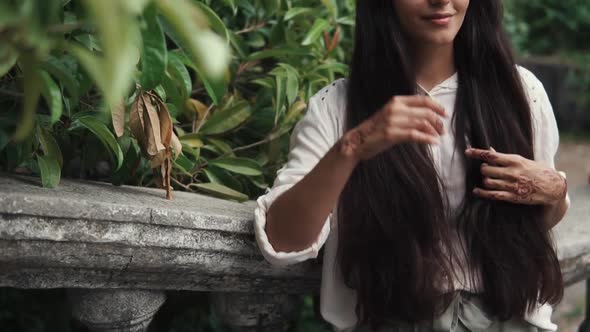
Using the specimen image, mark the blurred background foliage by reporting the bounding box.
[0,0,588,331]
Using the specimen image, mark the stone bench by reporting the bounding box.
[0,172,589,331]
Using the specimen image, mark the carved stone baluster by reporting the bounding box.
[67,289,166,332]
[210,292,302,332]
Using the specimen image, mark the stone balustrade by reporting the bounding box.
[0,172,589,331]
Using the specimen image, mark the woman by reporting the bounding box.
[253,0,571,331]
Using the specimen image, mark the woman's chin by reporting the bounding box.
[418,33,458,46]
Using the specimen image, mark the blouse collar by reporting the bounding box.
[416,72,458,96]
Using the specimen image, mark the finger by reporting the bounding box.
[465,148,516,166]
[394,128,440,145]
[473,187,536,205]
[400,107,445,135]
[395,95,448,118]
[480,163,517,180]
[473,188,519,202]
[395,115,441,137]
[482,177,517,192]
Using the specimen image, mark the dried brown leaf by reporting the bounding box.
[129,94,146,147]
[155,96,173,147]
[143,94,166,156]
[150,150,166,168]
[111,101,126,137]
[170,132,182,159]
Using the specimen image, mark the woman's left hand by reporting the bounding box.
[465,147,567,206]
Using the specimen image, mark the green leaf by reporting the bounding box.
[167,52,192,99]
[320,0,338,18]
[77,0,141,108]
[199,100,252,135]
[37,155,61,188]
[40,71,63,125]
[208,157,262,176]
[43,55,80,107]
[161,72,183,112]
[73,116,124,171]
[171,50,226,105]
[68,43,108,98]
[36,125,63,167]
[140,4,168,90]
[248,174,269,190]
[274,74,287,119]
[173,153,195,175]
[0,47,18,77]
[111,139,140,186]
[279,63,299,105]
[179,133,204,148]
[155,0,230,79]
[192,1,230,42]
[203,165,243,192]
[301,18,330,46]
[284,7,312,20]
[14,55,41,141]
[190,182,248,202]
[335,16,354,26]
[220,0,237,15]
[205,137,234,156]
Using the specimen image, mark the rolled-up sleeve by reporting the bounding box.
[519,66,571,211]
[253,92,338,267]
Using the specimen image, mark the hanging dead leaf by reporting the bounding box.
[170,131,182,159]
[127,89,182,200]
[142,94,166,156]
[129,94,146,149]
[153,94,182,159]
[112,101,126,137]
[157,99,173,147]
[150,150,166,168]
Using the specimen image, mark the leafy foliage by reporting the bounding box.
[0,0,353,202]
[504,0,590,57]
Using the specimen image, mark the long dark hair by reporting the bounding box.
[336,1,563,330]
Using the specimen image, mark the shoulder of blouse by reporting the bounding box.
[312,77,349,139]
[515,65,562,167]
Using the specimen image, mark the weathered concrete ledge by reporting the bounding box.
[0,172,589,331]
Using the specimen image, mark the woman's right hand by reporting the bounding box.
[337,95,448,161]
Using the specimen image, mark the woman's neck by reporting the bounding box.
[412,43,456,92]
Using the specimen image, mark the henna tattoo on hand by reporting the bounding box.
[338,117,376,159]
[512,175,537,203]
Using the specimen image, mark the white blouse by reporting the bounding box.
[253,66,571,332]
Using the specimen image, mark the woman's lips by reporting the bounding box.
[423,14,453,26]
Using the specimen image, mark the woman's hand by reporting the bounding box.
[337,95,448,161]
[465,147,568,206]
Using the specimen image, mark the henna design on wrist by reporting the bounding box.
[339,117,376,159]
